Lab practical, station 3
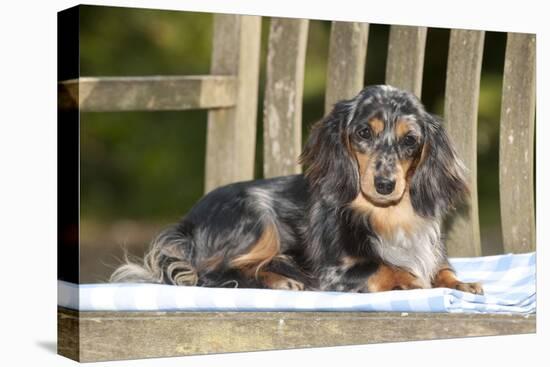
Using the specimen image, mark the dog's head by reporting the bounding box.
[300,85,468,218]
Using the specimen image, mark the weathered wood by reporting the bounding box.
[58,76,237,111]
[385,26,427,97]
[58,307,535,362]
[499,33,536,253]
[324,21,369,113]
[263,18,309,178]
[58,307,79,361]
[443,30,485,257]
[205,15,262,193]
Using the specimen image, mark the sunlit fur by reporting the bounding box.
[111,85,477,293]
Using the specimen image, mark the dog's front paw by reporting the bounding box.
[433,269,484,295]
[454,281,484,295]
[261,272,305,291]
[274,278,305,291]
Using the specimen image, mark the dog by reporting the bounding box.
[111,84,483,295]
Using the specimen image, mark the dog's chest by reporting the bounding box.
[371,221,444,287]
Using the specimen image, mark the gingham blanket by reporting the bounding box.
[58,252,536,314]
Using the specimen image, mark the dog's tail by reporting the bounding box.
[110,225,198,286]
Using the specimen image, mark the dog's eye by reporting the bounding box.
[357,127,372,141]
[402,135,417,147]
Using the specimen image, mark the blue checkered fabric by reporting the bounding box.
[58,252,535,314]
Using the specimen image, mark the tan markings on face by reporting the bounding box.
[355,151,371,182]
[395,118,412,139]
[368,118,385,135]
[355,150,407,206]
[351,118,428,236]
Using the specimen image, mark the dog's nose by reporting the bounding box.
[374,177,396,195]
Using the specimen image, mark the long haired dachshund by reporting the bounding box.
[111,85,483,295]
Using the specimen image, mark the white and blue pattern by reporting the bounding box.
[58,252,536,314]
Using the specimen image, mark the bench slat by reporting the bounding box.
[443,30,485,257]
[499,33,536,253]
[58,307,535,362]
[263,18,309,178]
[385,25,427,97]
[58,76,238,111]
[205,15,262,193]
[324,21,369,113]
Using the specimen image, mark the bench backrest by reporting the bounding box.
[59,14,536,256]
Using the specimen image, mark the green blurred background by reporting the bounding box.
[78,5,508,282]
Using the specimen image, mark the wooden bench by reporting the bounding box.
[58,12,536,362]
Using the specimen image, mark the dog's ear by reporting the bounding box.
[299,99,359,206]
[410,113,469,217]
